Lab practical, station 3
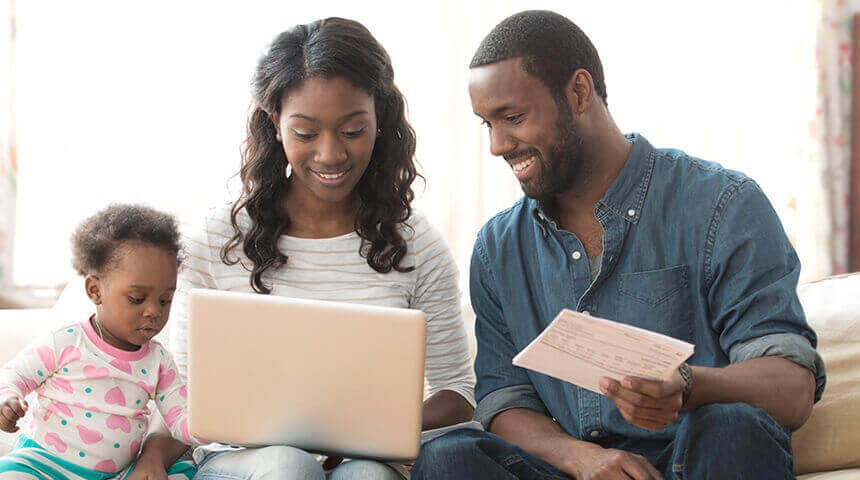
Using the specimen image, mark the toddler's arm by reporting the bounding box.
[0,333,62,432]
[153,350,199,446]
[127,416,190,480]
[0,332,62,402]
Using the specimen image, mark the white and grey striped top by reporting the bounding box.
[168,204,476,407]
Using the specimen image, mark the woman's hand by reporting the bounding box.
[0,397,27,433]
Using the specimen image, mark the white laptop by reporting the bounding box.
[186,288,427,461]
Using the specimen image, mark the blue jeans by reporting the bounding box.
[412,403,794,479]
[193,446,403,480]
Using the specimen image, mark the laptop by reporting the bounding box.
[186,288,427,461]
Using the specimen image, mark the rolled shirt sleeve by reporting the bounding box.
[474,384,550,429]
[472,232,551,428]
[706,180,826,401]
[730,332,826,402]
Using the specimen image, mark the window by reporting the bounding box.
[8,1,821,287]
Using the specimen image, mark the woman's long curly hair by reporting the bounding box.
[222,18,419,294]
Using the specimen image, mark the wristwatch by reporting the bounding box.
[678,362,693,407]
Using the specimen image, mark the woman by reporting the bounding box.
[135,17,475,480]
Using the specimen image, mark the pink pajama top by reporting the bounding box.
[0,318,196,473]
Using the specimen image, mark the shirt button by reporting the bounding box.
[590,430,600,438]
[571,251,582,260]
[627,208,636,217]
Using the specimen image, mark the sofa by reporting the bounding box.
[1,273,859,478]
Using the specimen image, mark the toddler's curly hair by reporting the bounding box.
[71,204,182,276]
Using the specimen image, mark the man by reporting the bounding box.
[412,10,825,480]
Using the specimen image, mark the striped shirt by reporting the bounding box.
[169,204,476,407]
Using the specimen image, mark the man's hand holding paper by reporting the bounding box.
[512,309,694,431]
[599,371,686,431]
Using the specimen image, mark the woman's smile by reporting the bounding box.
[310,167,352,185]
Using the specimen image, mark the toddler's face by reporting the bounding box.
[90,241,178,350]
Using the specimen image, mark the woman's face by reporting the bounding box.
[276,75,378,205]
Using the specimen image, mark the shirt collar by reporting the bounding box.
[598,132,655,224]
[531,132,655,226]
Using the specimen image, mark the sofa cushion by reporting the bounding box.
[0,309,53,366]
[798,469,860,479]
[792,273,860,474]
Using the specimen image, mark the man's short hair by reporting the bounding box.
[470,10,607,105]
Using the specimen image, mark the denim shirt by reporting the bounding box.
[471,133,825,443]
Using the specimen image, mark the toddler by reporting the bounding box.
[0,204,198,480]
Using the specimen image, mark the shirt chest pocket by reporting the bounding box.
[616,265,693,342]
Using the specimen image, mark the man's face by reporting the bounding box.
[469,58,585,200]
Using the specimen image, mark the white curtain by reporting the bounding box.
[811,0,854,277]
[0,0,14,288]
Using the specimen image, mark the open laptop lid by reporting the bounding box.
[187,288,426,461]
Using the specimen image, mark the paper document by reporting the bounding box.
[512,309,694,394]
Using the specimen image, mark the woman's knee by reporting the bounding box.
[195,446,324,480]
[269,446,324,479]
[328,460,402,480]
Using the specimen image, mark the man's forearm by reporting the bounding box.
[687,356,815,429]
[422,390,474,430]
[489,408,601,476]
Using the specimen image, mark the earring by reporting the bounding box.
[276,130,282,142]
[285,163,293,178]
[376,129,382,137]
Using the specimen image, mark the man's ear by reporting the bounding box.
[84,275,102,305]
[564,68,595,115]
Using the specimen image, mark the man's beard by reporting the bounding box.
[519,102,586,201]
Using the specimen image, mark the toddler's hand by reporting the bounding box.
[0,396,28,433]
[126,454,168,480]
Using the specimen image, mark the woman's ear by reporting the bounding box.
[271,113,282,142]
[84,275,102,305]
